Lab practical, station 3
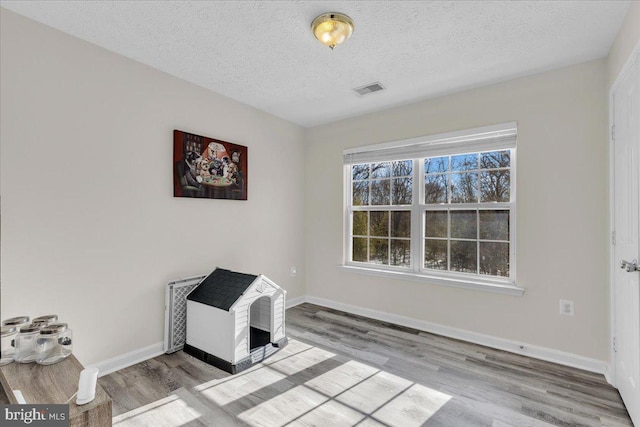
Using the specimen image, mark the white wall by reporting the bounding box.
[304,59,609,361]
[0,9,306,366]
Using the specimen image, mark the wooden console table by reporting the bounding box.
[0,355,112,426]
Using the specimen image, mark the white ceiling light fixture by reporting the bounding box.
[311,12,354,50]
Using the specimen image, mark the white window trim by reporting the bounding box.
[344,122,517,163]
[337,265,524,296]
[342,122,524,296]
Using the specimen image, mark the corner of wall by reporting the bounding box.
[607,1,640,86]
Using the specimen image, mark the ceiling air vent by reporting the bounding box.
[353,82,385,96]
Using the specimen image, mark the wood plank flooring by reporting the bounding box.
[100,303,633,426]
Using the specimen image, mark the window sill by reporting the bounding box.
[338,265,525,296]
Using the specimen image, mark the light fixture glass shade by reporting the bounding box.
[311,13,354,50]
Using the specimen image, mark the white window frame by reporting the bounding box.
[342,123,523,296]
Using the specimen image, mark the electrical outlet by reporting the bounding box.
[559,299,574,316]
[290,266,297,277]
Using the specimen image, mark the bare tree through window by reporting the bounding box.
[351,160,413,268]
[423,151,511,277]
[350,148,512,280]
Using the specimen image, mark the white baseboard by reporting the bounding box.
[88,341,164,377]
[286,295,306,309]
[304,295,609,376]
[604,369,613,386]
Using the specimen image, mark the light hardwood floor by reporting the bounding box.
[99,303,633,426]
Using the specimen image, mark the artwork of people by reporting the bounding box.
[174,130,248,200]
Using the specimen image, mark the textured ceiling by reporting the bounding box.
[0,1,630,127]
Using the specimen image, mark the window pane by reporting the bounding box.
[424,239,447,270]
[451,172,478,203]
[352,164,370,180]
[392,177,412,204]
[352,238,368,262]
[352,181,369,206]
[370,238,389,264]
[391,211,410,237]
[479,210,509,241]
[390,240,411,267]
[425,157,449,174]
[451,240,477,273]
[370,211,389,237]
[480,170,510,202]
[480,151,510,169]
[425,174,448,204]
[392,160,412,177]
[371,162,391,178]
[425,211,447,238]
[480,242,509,277]
[353,211,368,236]
[371,179,390,205]
[451,153,478,171]
[450,210,477,239]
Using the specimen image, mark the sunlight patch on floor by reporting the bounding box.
[293,399,367,426]
[199,365,289,407]
[304,359,380,397]
[238,384,329,426]
[371,383,452,426]
[335,370,413,414]
[114,338,453,426]
[201,340,452,426]
[268,346,338,376]
[262,339,315,364]
[192,339,315,402]
[112,394,201,426]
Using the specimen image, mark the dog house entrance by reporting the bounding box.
[249,296,272,351]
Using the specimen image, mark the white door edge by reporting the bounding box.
[608,40,640,388]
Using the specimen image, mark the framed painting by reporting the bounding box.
[173,130,248,200]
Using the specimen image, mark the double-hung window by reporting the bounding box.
[344,123,519,293]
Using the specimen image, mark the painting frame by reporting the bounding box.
[173,129,248,200]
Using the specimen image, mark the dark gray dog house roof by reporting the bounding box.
[187,268,258,311]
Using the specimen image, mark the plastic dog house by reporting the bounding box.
[184,268,287,374]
